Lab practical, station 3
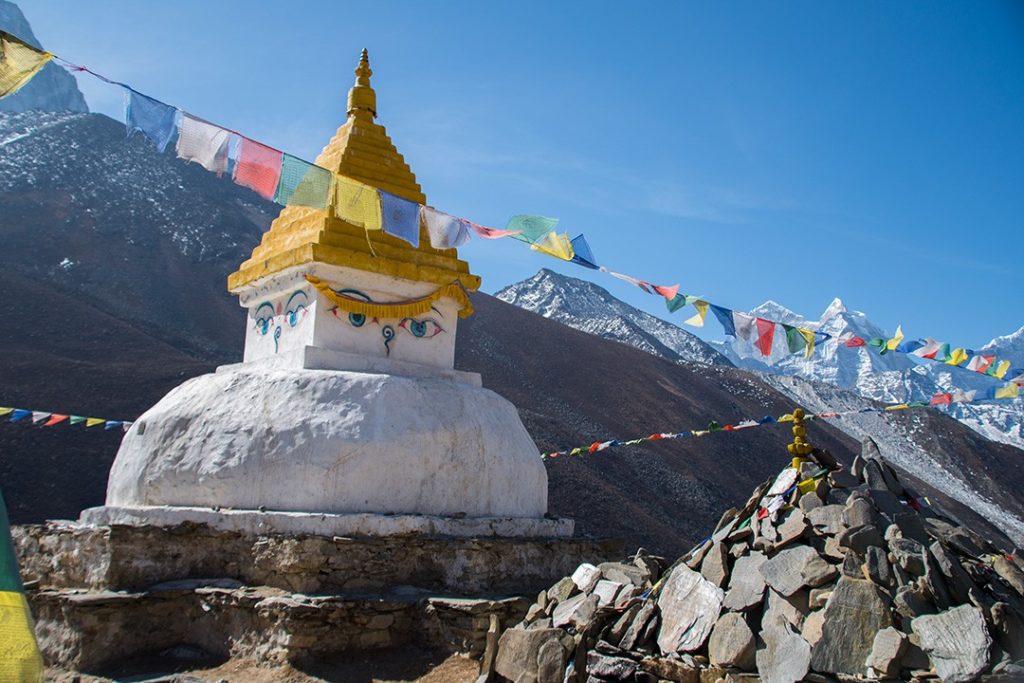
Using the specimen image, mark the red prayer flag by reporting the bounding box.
[44,414,68,426]
[652,284,680,300]
[467,221,520,239]
[929,393,953,406]
[233,137,283,200]
[755,318,775,356]
[845,337,866,347]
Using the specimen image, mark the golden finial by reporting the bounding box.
[347,48,377,120]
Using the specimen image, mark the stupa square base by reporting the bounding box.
[80,505,574,539]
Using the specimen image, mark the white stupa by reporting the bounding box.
[82,51,567,538]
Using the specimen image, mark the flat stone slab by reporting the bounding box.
[657,564,724,653]
[912,605,992,683]
[82,505,574,539]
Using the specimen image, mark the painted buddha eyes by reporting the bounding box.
[349,312,366,327]
[399,317,444,338]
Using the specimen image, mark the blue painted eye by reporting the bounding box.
[349,312,366,327]
[256,318,271,335]
[399,317,444,339]
[409,320,428,337]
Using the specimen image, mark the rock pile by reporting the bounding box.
[490,438,1024,683]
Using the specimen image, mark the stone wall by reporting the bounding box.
[16,521,621,595]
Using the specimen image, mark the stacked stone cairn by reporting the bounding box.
[490,437,1024,683]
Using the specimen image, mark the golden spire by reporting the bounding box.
[347,48,377,120]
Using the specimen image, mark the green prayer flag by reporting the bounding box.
[274,154,332,209]
[506,214,558,244]
[784,324,807,354]
[666,294,687,313]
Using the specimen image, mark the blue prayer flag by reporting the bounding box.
[569,234,599,269]
[710,305,736,337]
[506,215,558,244]
[9,410,30,422]
[379,191,421,247]
[125,90,178,153]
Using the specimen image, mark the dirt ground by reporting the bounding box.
[46,647,480,683]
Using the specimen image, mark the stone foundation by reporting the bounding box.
[15,521,622,670]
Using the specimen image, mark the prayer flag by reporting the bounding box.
[570,235,599,269]
[945,348,968,366]
[233,137,282,200]
[710,305,735,337]
[992,360,1011,379]
[530,231,575,260]
[274,155,332,209]
[784,325,806,355]
[798,328,816,358]
[466,221,519,239]
[886,324,904,351]
[608,271,652,294]
[995,383,1020,400]
[30,411,49,424]
[422,206,470,249]
[506,215,558,244]
[125,90,178,153]
[69,416,85,426]
[733,312,757,341]
[912,339,941,359]
[0,486,44,683]
[176,113,231,175]
[0,30,52,98]
[896,340,924,354]
[934,343,951,362]
[966,355,995,374]
[43,414,68,427]
[85,418,104,428]
[9,410,30,422]
[104,421,123,431]
[930,393,953,406]
[379,191,421,247]
[868,338,886,354]
[845,337,866,348]
[652,284,680,300]
[684,300,709,328]
[666,294,687,313]
[0,408,10,417]
[755,319,775,356]
[335,175,382,229]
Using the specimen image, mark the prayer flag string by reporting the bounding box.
[0,405,132,432]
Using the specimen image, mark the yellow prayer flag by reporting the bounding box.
[334,175,382,231]
[993,360,1011,379]
[530,232,575,261]
[798,328,816,358]
[684,300,709,327]
[946,348,968,366]
[0,31,52,98]
[85,417,104,428]
[0,591,43,683]
[0,408,11,417]
[995,384,1020,400]
[885,324,904,351]
[885,404,909,411]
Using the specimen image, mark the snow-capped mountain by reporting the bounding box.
[0,1,89,114]
[709,298,1024,450]
[495,269,731,367]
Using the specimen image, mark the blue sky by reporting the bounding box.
[18,1,1024,348]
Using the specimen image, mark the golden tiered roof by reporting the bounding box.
[228,50,480,293]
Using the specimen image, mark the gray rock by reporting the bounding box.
[799,492,824,513]
[865,626,906,679]
[495,628,570,683]
[990,602,1024,660]
[843,498,877,530]
[841,550,863,578]
[821,535,845,561]
[607,602,642,646]
[775,510,807,550]
[761,589,809,630]
[890,537,927,575]
[572,563,602,593]
[828,470,859,489]
[756,621,811,683]
[587,651,637,680]
[801,610,824,646]
[808,505,846,535]
[893,512,929,544]
[923,551,953,611]
[808,588,831,610]
[656,564,723,653]
[552,592,598,630]
[912,605,992,683]
[619,599,656,651]
[537,637,569,683]
[903,633,931,671]
[723,551,768,611]
[929,542,975,604]
[639,656,699,683]
[700,542,730,588]
[708,612,756,670]
[592,580,626,608]
[865,545,892,587]
[894,581,937,619]
[600,561,648,587]
[809,577,892,675]
[761,545,837,596]
[993,555,1024,596]
[825,487,851,506]
[685,539,713,570]
[838,524,884,555]
[867,489,905,524]
[852,452,866,480]
[548,576,577,603]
